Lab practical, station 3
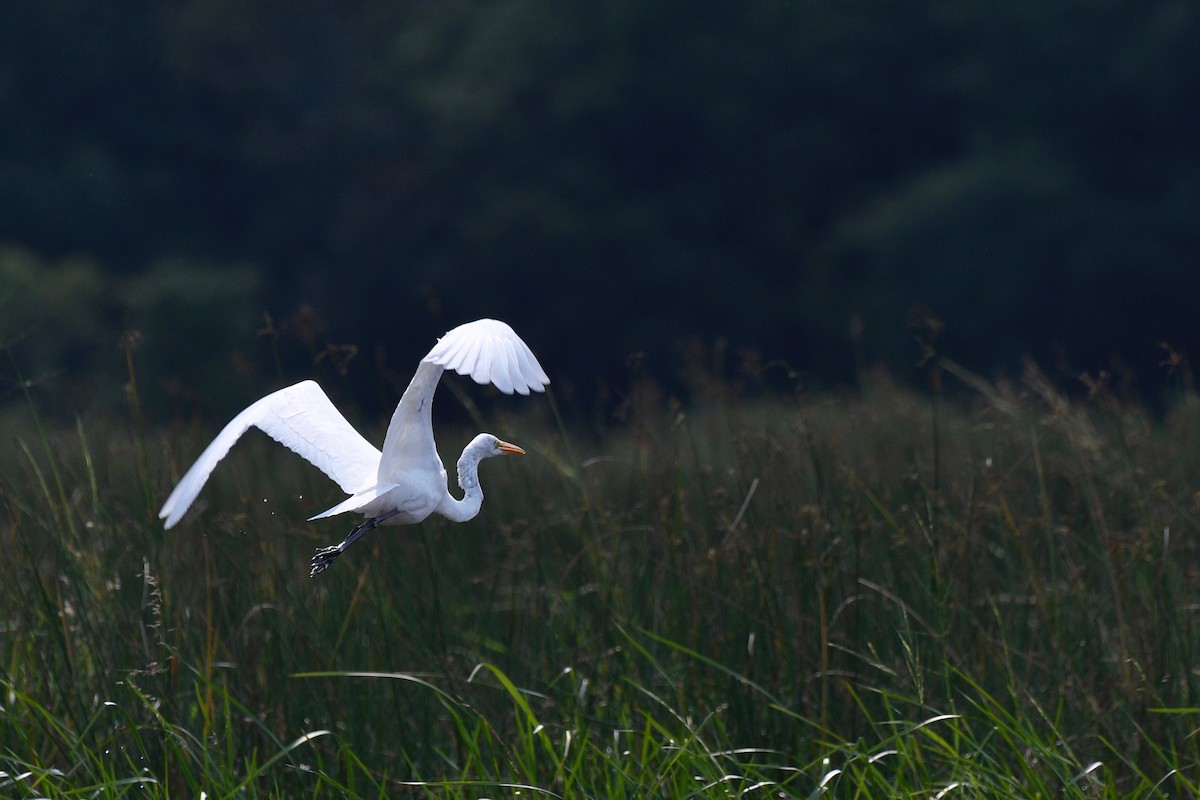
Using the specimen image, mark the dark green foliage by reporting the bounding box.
[1,0,1198,409]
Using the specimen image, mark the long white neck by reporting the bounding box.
[435,440,488,522]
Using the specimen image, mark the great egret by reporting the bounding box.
[158,318,549,576]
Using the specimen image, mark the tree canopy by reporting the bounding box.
[2,0,1198,417]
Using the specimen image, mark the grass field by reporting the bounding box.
[4,359,1200,797]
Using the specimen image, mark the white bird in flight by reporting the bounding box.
[158,318,549,576]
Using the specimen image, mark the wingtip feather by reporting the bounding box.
[426,318,548,394]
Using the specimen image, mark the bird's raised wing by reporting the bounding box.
[377,319,549,480]
[159,380,382,529]
[424,318,551,395]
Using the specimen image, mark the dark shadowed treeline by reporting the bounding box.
[1,0,1198,421]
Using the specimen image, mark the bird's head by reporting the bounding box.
[470,433,526,460]
[457,433,526,488]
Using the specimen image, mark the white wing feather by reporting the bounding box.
[376,319,549,480]
[159,380,381,528]
[425,319,550,393]
[160,319,548,530]
[375,361,445,481]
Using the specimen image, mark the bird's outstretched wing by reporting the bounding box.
[159,380,382,529]
[377,319,550,480]
[424,318,551,395]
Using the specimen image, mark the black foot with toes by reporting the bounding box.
[310,545,342,577]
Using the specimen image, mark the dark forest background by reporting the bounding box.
[2,0,1198,425]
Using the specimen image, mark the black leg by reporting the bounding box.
[309,509,402,577]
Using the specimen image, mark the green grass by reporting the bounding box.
[4,361,1200,797]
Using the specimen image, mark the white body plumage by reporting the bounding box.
[157,319,549,574]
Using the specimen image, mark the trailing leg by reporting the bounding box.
[309,509,402,577]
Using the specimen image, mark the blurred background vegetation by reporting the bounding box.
[4,3,1200,792]
[1,0,1198,423]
